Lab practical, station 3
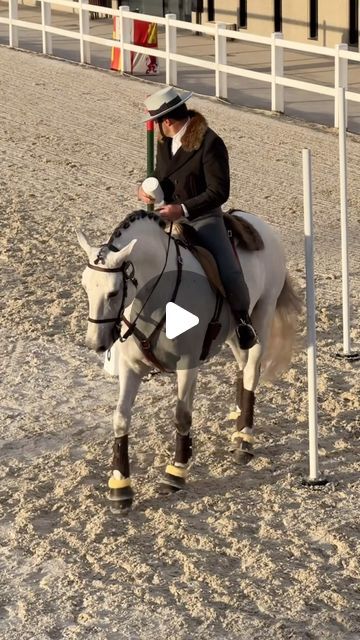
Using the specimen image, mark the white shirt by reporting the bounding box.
[171,119,190,156]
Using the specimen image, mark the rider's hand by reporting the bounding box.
[138,185,155,205]
[158,204,183,221]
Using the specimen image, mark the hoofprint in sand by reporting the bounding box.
[0,47,359,640]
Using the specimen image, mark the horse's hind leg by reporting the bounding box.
[109,360,142,511]
[159,367,198,493]
[228,300,276,464]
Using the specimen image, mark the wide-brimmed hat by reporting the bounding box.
[142,86,192,122]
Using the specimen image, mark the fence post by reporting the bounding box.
[338,87,351,356]
[9,0,18,49]
[215,23,227,99]
[79,0,91,64]
[120,5,131,73]
[271,32,284,113]
[41,0,52,55]
[165,13,177,85]
[334,43,348,128]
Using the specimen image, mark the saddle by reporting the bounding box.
[174,210,264,297]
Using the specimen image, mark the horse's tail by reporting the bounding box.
[262,273,303,381]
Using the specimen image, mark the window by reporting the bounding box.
[309,0,318,39]
[239,0,247,28]
[274,0,282,32]
[349,0,359,46]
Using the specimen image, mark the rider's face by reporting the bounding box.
[157,118,172,138]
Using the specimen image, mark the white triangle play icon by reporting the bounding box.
[165,302,199,339]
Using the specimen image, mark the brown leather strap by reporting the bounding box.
[123,239,183,372]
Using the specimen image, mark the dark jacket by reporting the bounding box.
[153,110,230,220]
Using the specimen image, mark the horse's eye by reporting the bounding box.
[108,291,118,299]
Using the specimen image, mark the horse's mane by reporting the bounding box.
[108,209,167,245]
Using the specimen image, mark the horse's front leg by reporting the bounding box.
[109,358,142,511]
[160,367,198,493]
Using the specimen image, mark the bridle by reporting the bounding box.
[87,251,138,343]
[86,224,182,357]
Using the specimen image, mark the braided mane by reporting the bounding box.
[108,209,166,246]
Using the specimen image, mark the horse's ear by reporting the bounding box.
[108,239,138,267]
[76,229,92,256]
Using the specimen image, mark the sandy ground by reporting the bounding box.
[0,47,360,640]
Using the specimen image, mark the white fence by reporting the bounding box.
[1,2,360,128]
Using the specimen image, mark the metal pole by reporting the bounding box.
[338,87,351,356]
[335,83,359,359]
[302,149,320,483]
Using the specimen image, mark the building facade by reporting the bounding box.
[192,0,359,48]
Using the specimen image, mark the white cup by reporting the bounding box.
[141,177,164,205]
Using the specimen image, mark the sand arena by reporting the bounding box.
[0,46,359,640]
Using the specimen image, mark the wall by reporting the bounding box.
[198,0,354,47]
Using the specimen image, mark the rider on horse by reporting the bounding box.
[138,86,257,351]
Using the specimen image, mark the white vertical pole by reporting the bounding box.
[271,32,284,113]
[9,0,18,49]
[334,43,348,128]
[338,87,351,356]
[120,5,131,73]
[302,148,320,482]
[79,0,91,64]
[215,23,227,99]
[165,13,177,86]
[41,0,52,56]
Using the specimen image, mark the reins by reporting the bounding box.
[87,222,181,370]
[119,222,174,342]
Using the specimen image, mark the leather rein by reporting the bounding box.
[87,227,183,372]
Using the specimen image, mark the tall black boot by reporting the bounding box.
[234,311,258,350]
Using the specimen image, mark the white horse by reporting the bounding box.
[77,209,301,510]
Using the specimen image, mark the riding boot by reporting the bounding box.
[233,310,258,350]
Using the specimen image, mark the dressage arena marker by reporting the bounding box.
[302,149,328,487]
[336,87,359,361]
[146,110,155,212]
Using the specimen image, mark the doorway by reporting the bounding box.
[208,0,214,22]
[274,0,282,32]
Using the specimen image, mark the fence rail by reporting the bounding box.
[1,1,360,127]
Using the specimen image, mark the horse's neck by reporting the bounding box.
[115,219,169,287]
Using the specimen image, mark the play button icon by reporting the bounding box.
[165,302,199,339]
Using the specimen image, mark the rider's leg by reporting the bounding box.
[190,211,257,349]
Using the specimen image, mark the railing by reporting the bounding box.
[1,2,360,127]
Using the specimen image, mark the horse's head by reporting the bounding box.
[77,230,137,353]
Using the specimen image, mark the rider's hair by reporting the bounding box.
[156,103,188,124]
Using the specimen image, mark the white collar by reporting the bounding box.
[171,119,190,155]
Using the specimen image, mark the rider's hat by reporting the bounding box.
[142,86,192,122]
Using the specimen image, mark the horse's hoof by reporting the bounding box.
[234,448,254,465]
[109,498,133,514]
[108,485,134,510]
[158,472,186,494]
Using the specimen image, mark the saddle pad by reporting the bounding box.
[223,211,264,251]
